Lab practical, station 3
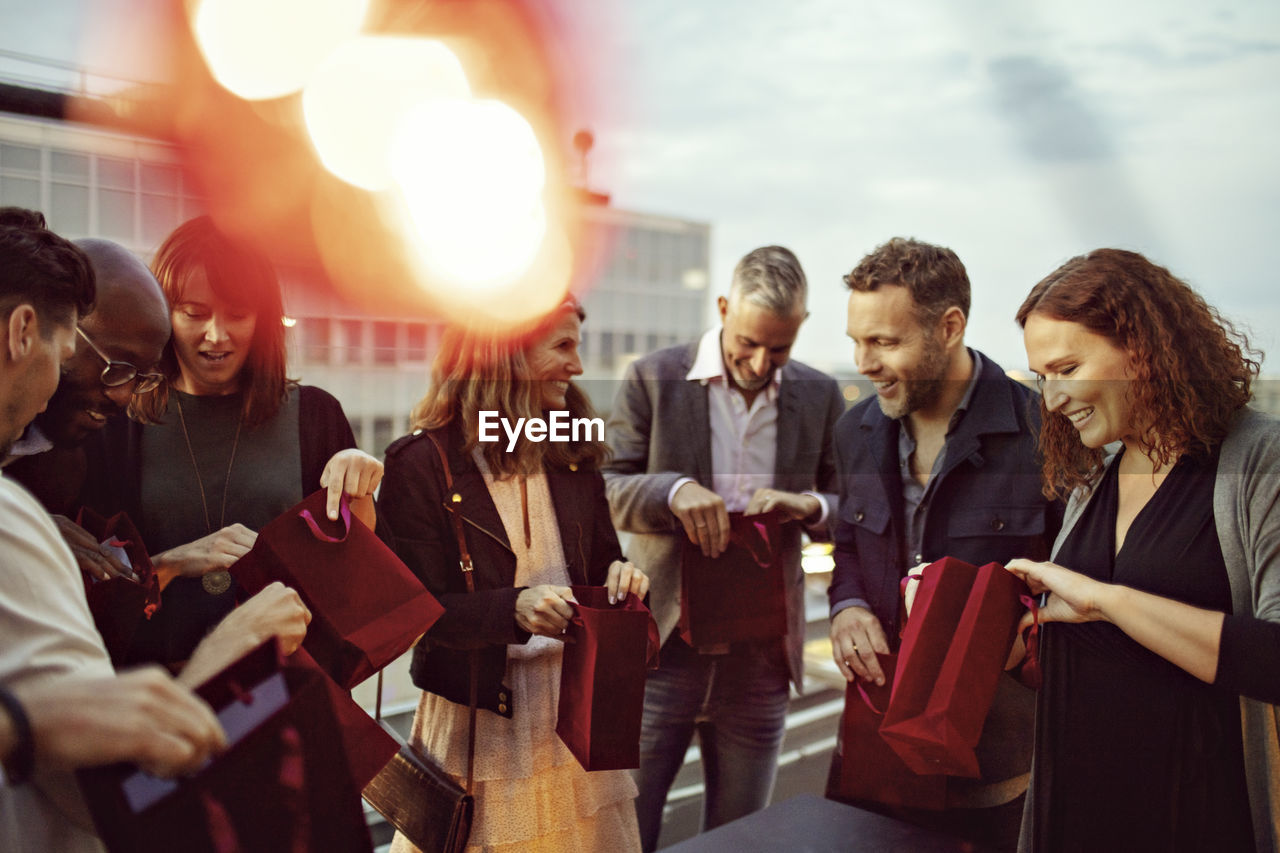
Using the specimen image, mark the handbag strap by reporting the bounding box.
[424,431,479,798]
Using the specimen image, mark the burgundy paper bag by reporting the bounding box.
[78,641,374,853]
[678,510,787,646]
[833,653,947,810]
[75,507,161,663]
[880,558,1025,777]
[291,647,399,789]
[556,586,660,771]
[230,489,445,689]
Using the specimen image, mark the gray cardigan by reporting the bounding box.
[1022,408,1280,852]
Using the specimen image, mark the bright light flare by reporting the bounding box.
[191,0,369,100]
[389,99,548,291]
[303,37,471,190]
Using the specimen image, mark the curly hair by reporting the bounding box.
[843,237,970,328]
[132,216,294,427]
[1016,248,1260,499]
[0,206,95,328]
[410,298,607,477]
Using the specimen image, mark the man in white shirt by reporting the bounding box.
[604,246,844,850]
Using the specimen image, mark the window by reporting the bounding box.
[0,144,40,172]
[99,188,135,242]
[372,417,395,455]
[600,331,615,369]
[49,183,88,235]
[339,319,364,364]
[299,318,331,363]
[0,175,40,209]
[372,321,397,365]
[405,324,428,362]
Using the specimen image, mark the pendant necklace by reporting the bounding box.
[174,392,243,595]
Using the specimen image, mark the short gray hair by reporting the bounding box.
[729,245,807,316]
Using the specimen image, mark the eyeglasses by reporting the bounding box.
[75,327,165,394]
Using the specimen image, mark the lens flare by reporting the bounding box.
[389,98,548,290]
[303,36,471,190]
[190,0,369,100]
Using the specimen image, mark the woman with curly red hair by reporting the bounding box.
[1008,248,1279,852]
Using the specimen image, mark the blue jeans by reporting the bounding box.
[633,634,791,851]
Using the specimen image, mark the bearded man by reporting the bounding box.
[827,237,1061,852]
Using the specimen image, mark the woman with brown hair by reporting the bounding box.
[377,297,648,852]
[1008,248,1280,851]
[82,215,381,666]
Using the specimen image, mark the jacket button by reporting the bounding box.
[991,518,1005,531]
[854,510,865,523]
[498,703,508,714]
[498,692,508,701]
[568,462,578,472]
[451,493,462,503]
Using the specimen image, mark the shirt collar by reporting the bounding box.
[686,326,783,399]
[947,348,984,433]
[1,423,52,468]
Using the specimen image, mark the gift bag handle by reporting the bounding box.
[730,518,773,568]
[298,494,352,544]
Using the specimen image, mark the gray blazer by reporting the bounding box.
[602,342,844,689]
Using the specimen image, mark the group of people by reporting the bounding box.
[1,205,1276,853]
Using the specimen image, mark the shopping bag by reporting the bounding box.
[78,640,374,853]
[678,510,788,646]
[74,507,161,663]
[291,647,399,789]
[879,558,1025,777]
[556,586,661,770]
[230,489,445,689]
[831,652,948,810]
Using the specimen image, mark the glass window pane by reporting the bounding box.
[300,318,330,362]
[1,144,40,172]
[99,188,135,242]
[340,319,363,364]
[141,193,179,247]
[0,175,40,210]
[98,157,135,190]
[405,324,427,361]
[51,151,89,181]
[373,321,397,365]
[372,417,394,455]
[49,183,89,235]
[141,163,179,194]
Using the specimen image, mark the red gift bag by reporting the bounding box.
[678,510,788,646]
[291,647,399,789]
[78,641,374,853]
[230,489,445,689]
[879,558,1026,777]
[832,653,947,810]
[556,586,660,771]
[75,507,161,663]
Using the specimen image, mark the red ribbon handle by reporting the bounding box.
[298,494,352,543]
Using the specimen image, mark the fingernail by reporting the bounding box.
[609,594,616,605]
[328,510,338,520]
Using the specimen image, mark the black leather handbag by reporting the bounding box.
[362,433,478,853]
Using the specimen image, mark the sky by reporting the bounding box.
[2,0,1278,375]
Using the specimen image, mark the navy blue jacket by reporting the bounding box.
[828,352,1062,641]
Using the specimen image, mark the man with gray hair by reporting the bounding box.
[605,245,844,849]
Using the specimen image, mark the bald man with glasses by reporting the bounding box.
[4,239,170,518]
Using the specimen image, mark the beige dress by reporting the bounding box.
[390,455,641,853]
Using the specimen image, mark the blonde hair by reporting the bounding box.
[410,299,605,477]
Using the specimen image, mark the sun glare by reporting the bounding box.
[191,0,369,100]
[303,36,471,190]
[389,98,549,292]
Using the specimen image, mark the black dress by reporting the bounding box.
[1028,447,1254,852]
